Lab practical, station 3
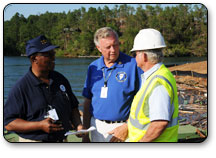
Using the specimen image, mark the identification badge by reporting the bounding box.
[100,86,108,98]
[47,109,59,121]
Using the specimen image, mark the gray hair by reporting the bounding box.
[94,27,119,46]
[143,49,164,64]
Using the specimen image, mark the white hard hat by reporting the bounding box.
[130,28,166,52]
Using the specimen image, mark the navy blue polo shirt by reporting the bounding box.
[82,52,143,121]
[4,68,79,141]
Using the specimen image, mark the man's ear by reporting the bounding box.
[30,55,37,63]
[96,45,102,53]
[143,53,148,62]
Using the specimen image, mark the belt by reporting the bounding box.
[100,120,127,124]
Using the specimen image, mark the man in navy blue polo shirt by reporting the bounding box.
[4,35,83,142]
[82,27,143,142]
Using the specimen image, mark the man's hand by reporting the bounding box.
[109,123,128,142]
[75,124,86,138]
[39,118,64,133]
[5,118,63,134]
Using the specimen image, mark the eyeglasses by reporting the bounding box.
[132,52,137,58]
[132,51,143,58]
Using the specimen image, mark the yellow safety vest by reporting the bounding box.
[128,64,179,142]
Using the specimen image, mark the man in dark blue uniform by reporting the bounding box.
[4,35,83,142]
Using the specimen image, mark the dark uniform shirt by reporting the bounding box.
[4,68,79,141]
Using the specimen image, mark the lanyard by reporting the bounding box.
[102,68,114,87]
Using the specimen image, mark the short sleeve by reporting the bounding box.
[4,87,25,126]
[82,66,93,99]
[149,85,172,122]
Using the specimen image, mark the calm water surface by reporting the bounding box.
[4,56,207,108]
[4,57,94,107]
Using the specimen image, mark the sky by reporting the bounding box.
[3,3,181,21]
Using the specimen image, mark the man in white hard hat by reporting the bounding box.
[111,28,179,142]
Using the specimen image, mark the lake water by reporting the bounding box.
[3,56,207,108]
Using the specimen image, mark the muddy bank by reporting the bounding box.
[169,61,207,131]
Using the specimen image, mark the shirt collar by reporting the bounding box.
[26,67,41,86]
[142,62,162,82]
[27,67,53,86]
[98,52,124,70]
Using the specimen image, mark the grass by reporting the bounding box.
[4,131,82,142]
[4,125,207,143]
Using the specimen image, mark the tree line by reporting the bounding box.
[4,4,207,57]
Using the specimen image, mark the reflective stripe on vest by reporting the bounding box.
[129,75,178,130]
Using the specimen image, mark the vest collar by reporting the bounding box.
[143,62,162,82]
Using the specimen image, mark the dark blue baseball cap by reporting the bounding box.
[26,35,59,57]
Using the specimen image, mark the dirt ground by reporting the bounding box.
[169,60,207,74]
[169,60,207,88]
[169,61,207,131]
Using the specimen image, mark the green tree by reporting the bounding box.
[4,4,207,57]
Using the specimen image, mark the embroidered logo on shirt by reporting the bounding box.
[60,85,66,92]
[116,72,127,82]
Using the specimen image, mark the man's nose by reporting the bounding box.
[110,46,115,52]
